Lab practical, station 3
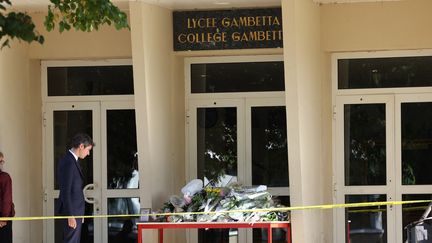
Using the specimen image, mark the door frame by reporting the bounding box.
[43,101,103,243]
[332,50,432,243]
[100,101,139,243]
[394,93,432,243]
[41,59,135,243]
[43,100,138,243]
[185,55,287,243]
[334,95,396,243]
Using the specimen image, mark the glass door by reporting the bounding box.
[188,98,245,243]
[101,101,140,243]
[44,101,139,243]
[395,94,432,243]
[188,97,289,243]
[44,102,102,243]
[334,95,395,243]
[245,98,289,243]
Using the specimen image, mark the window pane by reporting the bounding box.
[401,102,432,185]
[191,62,284,93]
[402,194,432,242]
[198,229,238,243]
[54,110,93,190]
[344,104,386,186]
[108,198,140,243]
[107,110,138,189]
[345,194,387,243]
[338,56,432,89]
[48,66,134,96]
[197,107,237,186]
[252,106,288,187]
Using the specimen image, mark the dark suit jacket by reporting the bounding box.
[57,151,85,217]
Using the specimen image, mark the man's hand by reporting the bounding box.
[0,221,7,228]
[68,218,77,229]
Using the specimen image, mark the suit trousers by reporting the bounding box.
[63,218,82,243]
[0,221,12,243]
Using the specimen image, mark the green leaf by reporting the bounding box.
[44,0,129,33]
[1,0,128,48]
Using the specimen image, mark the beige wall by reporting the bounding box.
[283,0,328,242]
[130,2,185,242]
[0,41,42,243]
[29,12,132,59]
[5,1,432,243]
[321,0,432,52]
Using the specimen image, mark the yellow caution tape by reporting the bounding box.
[1,200,430,221]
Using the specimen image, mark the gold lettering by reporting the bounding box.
[255,16,262,27]
[230,30,283,42]
[238,17,247,27]
[187,33,196,43]
[231,18,239,27]
[177,32,228,44]
[247,17,255,26]
[187,18,193,29]
[186,18,217,28]
[258,31,265,41]
[178,33,187,43]
[232,32,240,41]
[221,17,230,27]
[197,19,206,28]
[273,16,281,26]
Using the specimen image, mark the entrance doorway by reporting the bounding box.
[42,59,139,243]
[44,101,139,243]
[334,94,432,243]
[185,55,290,243]
[333,50,432,243]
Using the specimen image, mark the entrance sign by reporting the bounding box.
[173,8,283,51]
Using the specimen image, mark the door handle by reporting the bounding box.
[83,183,97,204]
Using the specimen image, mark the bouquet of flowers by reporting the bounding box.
[157,179,289,223]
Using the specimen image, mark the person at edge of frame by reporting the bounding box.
[0,151,14,243]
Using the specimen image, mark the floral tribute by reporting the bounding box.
[156,179,289,223]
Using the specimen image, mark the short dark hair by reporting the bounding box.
[69,133,95,149]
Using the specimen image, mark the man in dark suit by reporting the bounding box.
[57,133,94,243]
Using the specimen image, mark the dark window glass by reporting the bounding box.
[54,110,93,190]
[48,66,134,96]
[197,107,237,186]
[338,56,432,89]
[107,110,138,189]
[107,197,140,243]
[253,196,290,243]
[344,104,386,186]
[401,102,432,185]
[191,62,284,93]
[198,229,238,243]
[402,194,432,242]
[345,194,387,243]
[252,106,288,187]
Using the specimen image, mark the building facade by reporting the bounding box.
[1,0,432,242]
